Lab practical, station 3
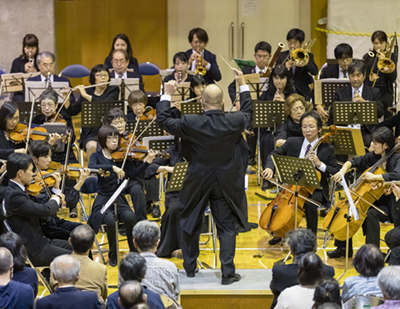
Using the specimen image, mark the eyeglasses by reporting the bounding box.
[9,116,19,122]
[112,59,126,65]
[111,120,126,126]
[291,106,305,112]
[95,73,109,78]
[339,57,352,62]
[255,54,270,59]
[41,103,55,108]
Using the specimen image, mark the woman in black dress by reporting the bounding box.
[10,34,39,74]
[88,125,156,266]
[104,33,140,73]
[64,64,119,161]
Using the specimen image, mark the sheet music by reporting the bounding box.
[340,175,359,221]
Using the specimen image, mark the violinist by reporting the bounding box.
[110,49,144,91]
[163,52,193,84]
[10,34,39,73]
[87,125,156,267]
[104,33,140,73]
[126,90,154,121]
[262,111,339,245]
[329,127,400,258]
[64,64,119,161]
[364,31,397,119]
[329,60,384,148]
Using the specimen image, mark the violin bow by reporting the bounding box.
[348,187,387,216]
[120,116,141,171]
[52,90,72,123]
[25,93,37,151]
[60,130,73,193]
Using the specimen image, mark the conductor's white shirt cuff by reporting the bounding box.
[240,85,250,92]
[160,95,172,102]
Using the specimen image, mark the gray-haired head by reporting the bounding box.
[119,252,147,283]
[132,221,160,252]
[118,280,144,309]
[377,266,400,300]
[38,89,58,104]
[0,247,13,275]
[36,51,55,65]
[286,229,316,261]
[50,254,80,284]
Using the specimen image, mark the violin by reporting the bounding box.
[10,123,66,144]
[139,107,156,121]
[259,125,338,238]
[50,114,67,125]
[48,161,110,179]
[26,170,58,196]
[111,146,170,162]
[323,142,400,241]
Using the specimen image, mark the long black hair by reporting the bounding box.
[267,64,294,97]
[108,33,133,60]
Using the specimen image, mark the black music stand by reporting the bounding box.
[166,162,188,192]
[181,102,202,116]
[314,79,350,110]
[81,101,125,128]
[252,101,286,185]
[245,79,268,101]
[171,83,190,102]
[125,120,164,138]
[321,126,365,156]
[333,101,377,126]
[16,102,42,123]
[110,78,140,102]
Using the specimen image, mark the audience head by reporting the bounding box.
[119,252,147,284]
[254,41,271,70]
[190,75,206,97]
[188,28,209,52]
[201,84,224,110]
[268,64,293,95]
[109,33,133,60]
[298,252,324,286]
[348,60,366,89]
[69,225,95,255]
[0,233,27,273]
[51,254,80,285]
[0,102,19,132]
[334,43,353,71]
[132,220,160,253]
[312,278,341,309]
[371,127,395,154]
[36,51,56,76]
[7,153,33,183]
[287,28,305,50]
[284,93,308,121]
[353,244,384,277]
[38,89,58,118]
[0,248,13,277]
[316,303,342,309]
[89,64,111,85]
[377,266,400,300]
[112,49,130,75]
[104,107,127,135]
[22,34,39,60]
[97,125,120,150]
[118,281,146,309]
[286,229,316,261]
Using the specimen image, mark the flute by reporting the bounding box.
[59,82,111,94]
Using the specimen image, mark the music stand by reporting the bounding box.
[125,120,164,137]
[333,101,377,126]
[321,126,365,156]
[16,101,42,123]
[166,162,188,192]
[253,101,286,185]
[81,101,125,128]
[170,82,190,102]
[236,73,268,101]
[110,78,139,101]
[314,79,350,109]
[1,72,40,93]
[25,81,69,103]
[181,102,203,116]
[142,135,174,151]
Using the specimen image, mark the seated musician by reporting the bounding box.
[64,64,119,161]
[329,127,400,258]
[262,111,338,245]
[10,33,39,74]
[385,182,400,265]
[163,52,193,84]
[329,60,384,148]
[104,33,140,73]
[87,125,156,267]
[276,28,318,102]
[30,140,89,240]
[259,64,295,190]
[186,27,221,84]
[4,153,71,266]
[190,74,206,99]
[364,30,398,119]
[110,49,144,91]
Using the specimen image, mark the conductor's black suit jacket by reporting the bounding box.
[265,137,339,201]
[156,90,252,235]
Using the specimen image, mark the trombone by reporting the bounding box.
[282,38,316,68]
[369,33,396,87]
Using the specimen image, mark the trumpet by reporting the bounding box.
[195,47,207,76]
[283,38,316,68]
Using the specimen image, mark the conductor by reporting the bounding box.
[157,69,251,285]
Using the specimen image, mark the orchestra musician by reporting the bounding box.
[10,34,39,73]
[276,28,318,102]
[163,52,193,84]
[87,125,156,267]
[329,127,400,258]
[126,90,153,121]
[262,111,339,245]
[364,31,398,119]
[328,60,384,148]
[104,33,140,73]
[190,75,206,99]
[64,64,119,161]
[157,69,251,284]
[186,27,222,84]
[110,49,144,92]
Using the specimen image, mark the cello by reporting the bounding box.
[259,126,337,238]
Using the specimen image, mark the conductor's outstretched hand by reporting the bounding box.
[164,80,178,97]
[233,69,245,86]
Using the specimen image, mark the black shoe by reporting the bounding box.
[327,247,353,259]
[109,256,118,267]
[261,180,270,191]
[41,268,51,282]
[146,202,153,215]
[221,273,241,285]
[151,204,161,218]
[69,207,78,218]
[249,222,259,229]
[119,226,127,236]
[269,237,282,245]
[186,268,199,278]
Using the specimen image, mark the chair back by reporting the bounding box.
[343,295,384,309]
[317,62,328,79]
[139,62,160,76]
[58,64,90,78]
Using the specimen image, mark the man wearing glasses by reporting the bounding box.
[110,49,144,91]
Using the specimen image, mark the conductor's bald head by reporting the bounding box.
[201,84,224,110]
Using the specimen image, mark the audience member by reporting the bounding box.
[118,281,146,309]
[106,252,165,309]
[132,221,180,303]
[372,266,400,308]
[36,254,102,309]
[0,232,38,297]
[270,229,335,308]
[312,278,341,309]
[316,304,341,309]
[342,244,384,302]
[275,253,325,309]
[0,247,34,309]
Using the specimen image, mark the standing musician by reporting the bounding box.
[87,125,156,267]
[318,43,353,121]
[329,60,384,148]
[262,111,339,245]
[276,28,318,102]
[157,69,251,285]
[364,31,398,119]
[110,49,144,92]
[329,127,400,258]
[163,52,193,84]
[186,27,222,84]
[10,34,39,73]
[104,33,140,73]
[64,64,119,161]
[4,153,70,266]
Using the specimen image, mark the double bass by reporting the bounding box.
[259,126,337,238]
